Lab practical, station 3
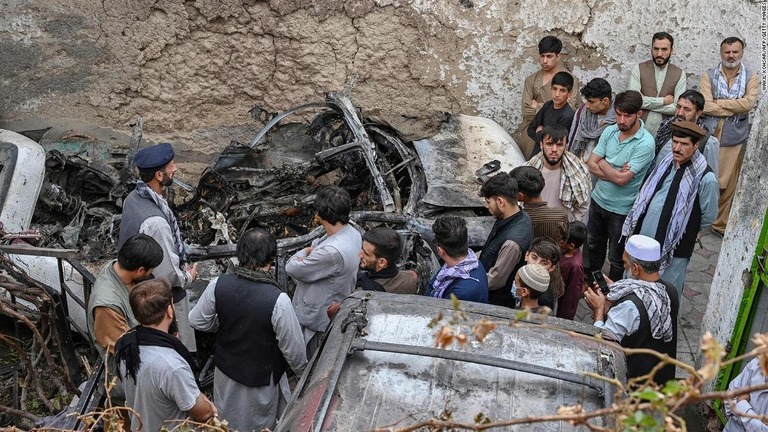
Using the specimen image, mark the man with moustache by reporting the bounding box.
[699,37,760,236]
[621,121,718,298]
[583,235,678,384]
[527,125,592,222]
[118,142,199,352]
[586,91,656,282]
[356,227,418,294]
[654,90,720,174]
[628,32,687,136]
[478,173,533,307]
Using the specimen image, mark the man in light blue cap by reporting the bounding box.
[118,142,198,352]
[584,234,679,385]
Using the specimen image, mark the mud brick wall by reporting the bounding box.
[1,0,762,156]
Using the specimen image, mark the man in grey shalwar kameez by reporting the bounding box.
[189,229,307,431]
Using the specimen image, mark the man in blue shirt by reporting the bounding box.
[427,216,488,303]
[586,90,656,281]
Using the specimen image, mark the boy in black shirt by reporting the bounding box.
[527,71,575,156]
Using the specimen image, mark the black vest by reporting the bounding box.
[633,163,713,259]
[214,274,289,387]
[479,211,533,307]
[616,279,679,385]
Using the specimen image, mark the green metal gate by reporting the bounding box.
[713,207,768,422]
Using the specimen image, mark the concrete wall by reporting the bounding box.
[0,0,762,162]
[700,100,768,371]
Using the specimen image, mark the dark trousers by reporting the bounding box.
[587,199,627,282]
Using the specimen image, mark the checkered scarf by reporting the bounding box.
[713,63,747,100]
[621,151,708,269]
[528,151,591,212]
[607,279,673,342]
[431,249,480,299]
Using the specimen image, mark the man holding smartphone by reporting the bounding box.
[583,235,679,385]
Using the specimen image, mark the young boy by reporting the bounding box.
[514,264,551,314]
[523,237,563,310]
[556,221,587,320]
[527,71,576,157]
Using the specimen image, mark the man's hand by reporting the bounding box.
[531,100,539,109]
[186,263,198,281]
[303,246,313,256]
[620,162,630,173]
[663,94,674,105]
[584,285,607,321]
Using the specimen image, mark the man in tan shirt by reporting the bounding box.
[699,37,759,235]
[518,36,576,159]
[87,234,164,359]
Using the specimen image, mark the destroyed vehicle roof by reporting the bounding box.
[277,291,626,431]
[412,114,526,209]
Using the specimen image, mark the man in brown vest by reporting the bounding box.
[628,32,686,136]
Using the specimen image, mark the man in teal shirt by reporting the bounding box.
[586,90,655,281]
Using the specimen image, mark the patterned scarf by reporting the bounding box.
[654,116,710,155]
[621,151,708,269]
[713,62,747,100]
[235,267,279,288]
[134,180,188,263]
[528,151,591,212]
[431,249,480,299]
[568,103,617,157]
[606,279,673,342]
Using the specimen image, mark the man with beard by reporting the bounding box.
[518,36,577,159]
[699,37,760,236]
[568,78,617,163]
[478,173,533,307]
[356,227,418,294]
[116,279,216,431]
[654,90,720,174]
[586,91,655,282]
[527,125,591,222]
[87,234,164,413]
[189,229,307,431]
[628,32,686,136]
[621,121,718,299]
[287,186,362,357]
[118,142,198,352]
[583,235,678,385]
[88,234,164,360]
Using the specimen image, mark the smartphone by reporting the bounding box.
[592,270,610,295]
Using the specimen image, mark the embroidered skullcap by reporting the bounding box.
[625,235,661,262]
[671,121,706,140]
[134,143,175,170]
[518,264,550,292]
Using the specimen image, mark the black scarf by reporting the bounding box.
[357,266,399,292]
[115,325,198,384]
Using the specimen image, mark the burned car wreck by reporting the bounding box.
[0,92,528,428]
[174,92,527,292]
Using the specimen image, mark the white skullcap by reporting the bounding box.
[518,264,550,292]
[625,235,661,261]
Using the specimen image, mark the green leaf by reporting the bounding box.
[662,379,683,396]
[633,388,664,402]
[451,293,460,310]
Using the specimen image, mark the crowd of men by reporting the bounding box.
[83,31,758,431]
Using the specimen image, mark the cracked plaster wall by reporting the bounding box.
[0,0,763,159]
